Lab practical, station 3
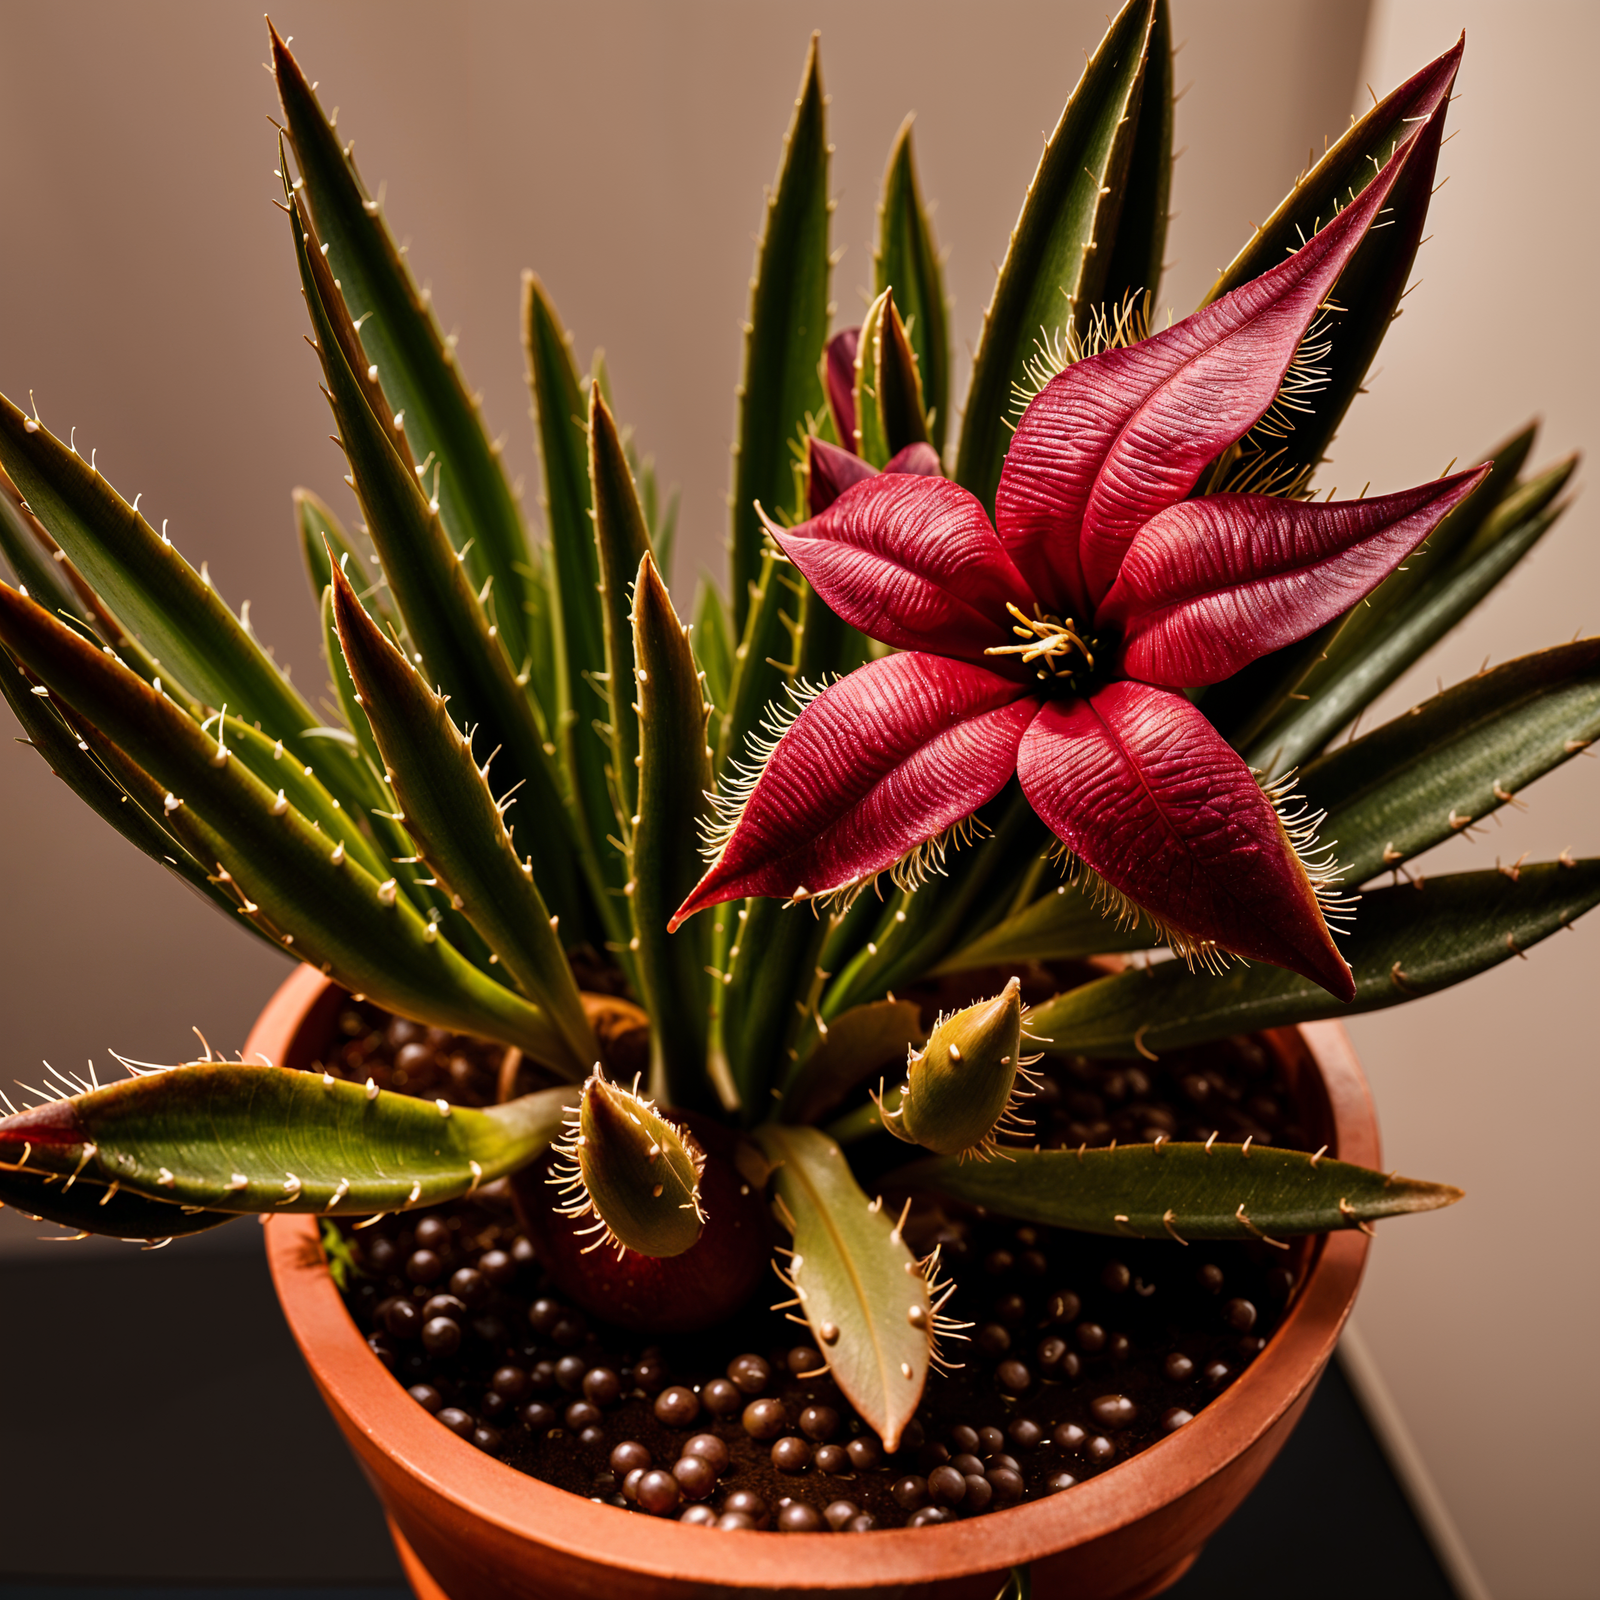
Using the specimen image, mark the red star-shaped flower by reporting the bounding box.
[673,130,1486,1001]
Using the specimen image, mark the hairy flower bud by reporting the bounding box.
[549,1072,706,1258]
[882,977,1037,1160]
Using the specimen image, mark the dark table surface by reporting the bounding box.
[0,1230,1457,1600]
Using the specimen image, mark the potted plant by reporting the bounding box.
[0,4,1593,1596]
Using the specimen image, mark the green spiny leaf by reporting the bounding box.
[874,290,931,459]
[932,877,1158,973]
[0,583,566,1062]
[330,564,596,1077]
[559,1074,705,1258]
[722,898,830,1119]
[631,554,715,1109]
[1246,482,1573,776]
[1304,639,1600,885]
[1027,861,1600,1057]
[522,274,629,954]
[1199,39,1460,487]
[0,652,275,941]
[589,387,651,835]
[1099,0,1172,314]
[954,0,1161,513]
[0,469,96,631]
[717,547,798,778]
[317,583,390,807]
[0,393,374,806]
[0,1163,235,1242]
[271,27,536,671]
[730,34,831,633]
[756,1124,930,1451]
[296,487,405,649]
[853,289,892,470]
[693,577,735,738]
[875,118,950,454]
[0,1064,571,1216]
[1205,423,1535,750]
[821,792,1048,1017]
[289,192,595,948]
[780,998,923,1127]
[896,1141,1459,1241]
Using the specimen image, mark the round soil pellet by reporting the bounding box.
[635,1470,680,1516]
[654,1386,700,1428]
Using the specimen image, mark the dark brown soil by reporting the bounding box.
[320,1003,1311,1532]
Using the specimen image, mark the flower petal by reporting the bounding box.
[884,441,942,478]
[1102,467,1491,687]
[807,436,877,515]
[806,437,940,516]
[768,474,1037,665]
[824,327,860,452]
[1017,682,1353,999]
[671,654,1036,927]
[996,126,1430,616]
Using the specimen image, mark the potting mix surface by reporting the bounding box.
[324,1000,1313,1532]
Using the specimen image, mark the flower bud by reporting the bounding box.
[882,978,1035,1160]
[549,1072,706,1258]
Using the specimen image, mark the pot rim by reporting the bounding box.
[257,965,1373,1590]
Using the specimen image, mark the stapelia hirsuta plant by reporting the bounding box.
[673,129,1485,1002]
[2,0,1596,1544]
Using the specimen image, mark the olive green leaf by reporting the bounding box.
[289,191,594,947]
[630,554,715,1109]
[523,274,628,951]
[896,1142,1459,1241]
[271,25,536,672]
[0,1163,236,1242]
[0,652,271,939]
[0,393,374,809]
[729,34,831,633]
[554,1074,704,1258]
[0,583,566,1062]
[329,563,596,1077]
[875,118,950,454]
[1027,861,1600,1057]
[1306,638,1600,885]
[756,1125,930,1452]
[1246,474,1573,776]
[780,998,924,1127]
[955,0,1165,513]
[1200,38,1460,486]
[852,289,893,469]
[0,1064,571,1215]
[296,487,406,651]
[589,387,652,835]
[932,877,1158,972]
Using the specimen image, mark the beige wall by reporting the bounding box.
[1339,6,1598,1598]
[7,3,1592,1594]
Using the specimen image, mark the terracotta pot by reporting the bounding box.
[256,965,1376,1600]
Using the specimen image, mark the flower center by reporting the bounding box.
[985,602,1097,687]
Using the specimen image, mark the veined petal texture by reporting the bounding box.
[996,123,1425,615]
[1017,682,1352,998]
[769,475,1034,664]
[672,653,1035,924]
[1103,469,1489,687]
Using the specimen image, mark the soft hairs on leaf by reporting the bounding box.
[1018,684,1350,997]
[673,653,1035,925]
[995,116,1423,617]
[1101,470,1489,688]
[678,117,1489,1002]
